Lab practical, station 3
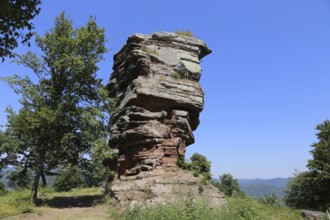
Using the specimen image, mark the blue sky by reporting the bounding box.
[1,0,330,179]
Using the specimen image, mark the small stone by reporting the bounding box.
[301,210,326,220]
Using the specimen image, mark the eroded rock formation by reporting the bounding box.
[108,32,211,177]
[106,32,226,207]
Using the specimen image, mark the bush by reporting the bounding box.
[217,173,242,197]
[225,197,266,220]
[121,197,221,220]
[285,120,330,211]
[259,192,282,206]
[284,171,330,210]
[53,165,85,192]
[119,196,270,220]
[176,153,212,183]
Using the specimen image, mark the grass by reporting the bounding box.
[0,187,103,219]
[0,189,32,218]
[175,29,194,37]
[171,70,182,80]
[109,195,304,220]
[1,187,306,220]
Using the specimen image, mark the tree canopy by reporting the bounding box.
[216,173,242,197]
[285,120,330,211]
[0,12,109,205]
[0,0,41,61]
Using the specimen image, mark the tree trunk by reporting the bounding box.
[31,172,40,206]
[41,172,47,188]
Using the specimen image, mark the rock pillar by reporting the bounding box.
[108,32,211,177]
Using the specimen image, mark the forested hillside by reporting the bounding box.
[238,178,289,198]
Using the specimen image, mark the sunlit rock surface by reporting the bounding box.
[108,32,211,177]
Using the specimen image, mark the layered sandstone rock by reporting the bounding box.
[108,32,211,177]
[109,167,226,208]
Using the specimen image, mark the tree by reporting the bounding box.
[0,0,41,61]
[82,139,117,187]
[0,12,109,205]
[53,142,117,192]
[0,175,5,195]
[53,165,85,192]
[217,173,242,197]
[7,167,33,189]
[177,153,212,183]
[285,120,330,211]
[190,153,212,181]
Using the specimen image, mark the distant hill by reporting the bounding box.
[237,178,290,198]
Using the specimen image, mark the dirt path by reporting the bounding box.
[4,204,111,220]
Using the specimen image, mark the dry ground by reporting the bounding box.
[1,188,113,220]
[3,204,110,220]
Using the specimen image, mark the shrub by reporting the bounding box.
[53,165,85,192]
[175,30,194,37]
[171,70,182,80]
[284,171,328,210]
[176,156,191,170]
[111,194,305,220]
[285,120,330,211]
[225,197,266,220]
[121,197,220,220]
[176,153,212,183]
[259,192,282,206]
[217,173,242,197]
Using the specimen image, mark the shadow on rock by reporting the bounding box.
[44,195,104,208]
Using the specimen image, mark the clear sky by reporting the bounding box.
[1,0,330,179]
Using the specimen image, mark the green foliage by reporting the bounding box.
[0,0,41,61]
[175,29,194,37]
[53,141,117,192]
[171,70,182,80]
[284,171,325,210]
[176,156,191,170]
[0,177,5,195]
[53,165,85,192]
[285,120,330,211]
[0,186,304,220]
[216,173,243,197]
[225,197,266,220]
[177,153,212,183]
[0,186,104,219]
[118,196,300,220]
[88,139,117,185]
[6,167,33,189]
[190,153,211,176]
[0,188,33,218]
[0,12,109,205]
[258,192,282,206]
[121,197,220,220]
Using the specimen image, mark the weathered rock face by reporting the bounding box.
[108,32,211,177]
[109,167,226,208]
